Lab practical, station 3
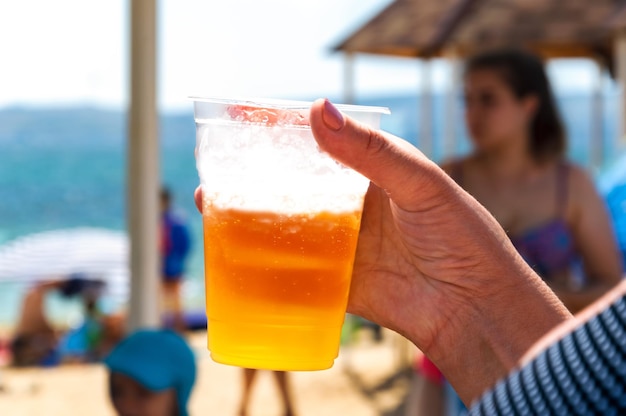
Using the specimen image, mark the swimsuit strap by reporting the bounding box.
[556,162,570,218]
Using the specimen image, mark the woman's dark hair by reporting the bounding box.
[465,49,566,162]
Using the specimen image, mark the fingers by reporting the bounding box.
[194,186,203,213]
[309,99,444,207]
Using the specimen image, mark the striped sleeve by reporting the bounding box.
[469,295,626,416]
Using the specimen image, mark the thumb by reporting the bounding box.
[310,99,442,207]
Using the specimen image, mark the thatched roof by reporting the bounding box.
[333,0,461,57]
[333,0,626,66]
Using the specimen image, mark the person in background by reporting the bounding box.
[239,369,296,416]
[56,277,122,363]
[409,48,623,415]
[10,280,64,367]
[450,49,622,306]
[10,275,121,366]
[105,329,196,416]
[160,186,192,332]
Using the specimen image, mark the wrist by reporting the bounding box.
[423,259,571,404]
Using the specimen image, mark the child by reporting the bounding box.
[105,329,196,416]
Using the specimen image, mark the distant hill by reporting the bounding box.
[0,106,195,149]
[0,91,621,167]
[0,94,455,152]
[0,107,125,147]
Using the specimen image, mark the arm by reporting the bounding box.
[469,280,626,415]
[14,280,62,336]
[555,165,623,313]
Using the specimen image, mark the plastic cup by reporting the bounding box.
[192,97,389,371]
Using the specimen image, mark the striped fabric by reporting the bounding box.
[0,228,129,302]
[470,295,626,415]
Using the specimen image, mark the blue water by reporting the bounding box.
[1,93,625,325]
[0,109,204,324]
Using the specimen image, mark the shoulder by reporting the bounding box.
[560,162,605,220]
[563,162,599,199]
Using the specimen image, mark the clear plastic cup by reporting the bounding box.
[192,97,389,370]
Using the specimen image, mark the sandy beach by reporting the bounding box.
[0,327,416,416]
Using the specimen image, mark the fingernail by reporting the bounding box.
[322,99,344,131]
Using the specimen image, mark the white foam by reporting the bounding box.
[196,120,368,213]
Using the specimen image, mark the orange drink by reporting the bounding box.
[203,207,362,370]
[192,97,388,370]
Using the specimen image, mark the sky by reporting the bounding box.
[0,0,609,112]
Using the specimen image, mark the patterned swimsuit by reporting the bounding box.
[507,163,579,279]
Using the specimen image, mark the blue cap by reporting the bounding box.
[104,329,196,416]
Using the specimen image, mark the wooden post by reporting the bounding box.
[614,30,626,145]
[419,59,433,158]
[343,52,355,105]
[127,0,160,330]
[443,48,460,161]
[590,59,604,171]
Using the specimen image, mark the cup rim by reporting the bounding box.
[188,95,391,114]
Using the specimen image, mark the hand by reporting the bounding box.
[315,97,570,339]
[194,99,571,402]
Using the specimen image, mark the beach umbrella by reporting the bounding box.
[0,228,129,302]
[333,0,621,61]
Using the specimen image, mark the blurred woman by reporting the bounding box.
[451,49,621,306]
[410,48,623,416]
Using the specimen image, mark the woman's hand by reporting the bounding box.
[194,99,571,403]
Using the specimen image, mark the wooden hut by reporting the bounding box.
[333,0,626,166]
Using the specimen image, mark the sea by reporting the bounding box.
[1,92,625,326]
